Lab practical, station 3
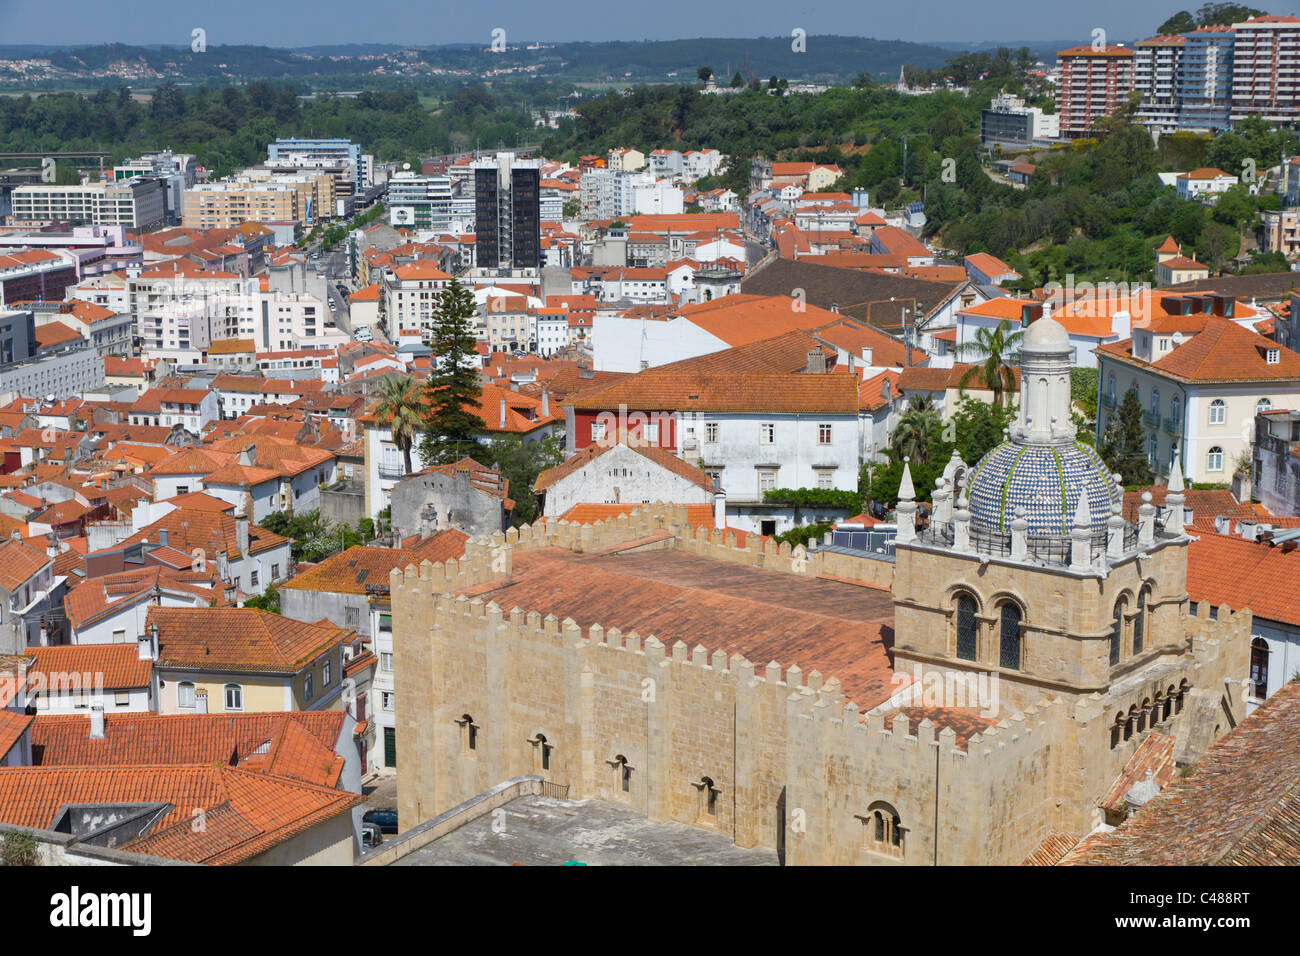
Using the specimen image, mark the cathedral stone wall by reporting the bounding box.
[391,503,1251,864]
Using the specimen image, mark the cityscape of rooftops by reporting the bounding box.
[0,0,1292,923]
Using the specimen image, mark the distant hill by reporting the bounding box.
[0,35,957,85]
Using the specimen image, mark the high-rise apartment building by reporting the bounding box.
[1134,35,1185,133]
[1230,15,1300,126]
[387,172,454,231]
[267,138,363,188]
[1056,45,1136,138]
[474,152,541,273]
[10,179,167,230]
[1176,26,1236,132]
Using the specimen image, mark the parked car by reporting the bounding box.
[360,824,383,850]
[363,808,398,834]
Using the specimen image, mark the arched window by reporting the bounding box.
[1171,395,1181,425]
[695,776,720,819]
[1207,445,1224,472]
[1110,598,1125,666]
[223,683,243,712]
[1250,637,1270,700]
[1124,705,1137,741]
[862,801,904,856]
[955,593,978,661]
[530,733,553,772]
[1107,373,1116,400]
[1209,399,1226,425]
[1257,397,1272,416]
[998,603,1022,670]
[611,754,632,793]
[1132,589,1147,656]
[1110,712,1125,749]
[177,681,196,709]
[1150,388,1159,416]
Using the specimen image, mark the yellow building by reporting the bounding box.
[184,183,300,230]
[147,607,352,715]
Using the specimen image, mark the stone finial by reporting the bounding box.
[1138,490,1156,547]
[1107,500,1126,560]
[932,476,952,526]
[1166,457,1186,536]
[1070,492,1092,570]
[895,458,917,544]
[1010,506,1029,561]
[953,493,971,553]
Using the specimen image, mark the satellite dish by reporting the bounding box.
[402,163,411,171]
[1171,332,1184,345]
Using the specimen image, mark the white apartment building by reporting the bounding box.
[10,179,166,230]
[387,172,454,231]
[380,262,451,340]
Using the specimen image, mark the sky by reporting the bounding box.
[0,0,1297,47]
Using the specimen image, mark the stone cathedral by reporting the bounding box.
[390,315,1249,864]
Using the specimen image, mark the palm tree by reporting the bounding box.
[372,374,427,475]
[891,408,941,466]
[954,320,1023,407]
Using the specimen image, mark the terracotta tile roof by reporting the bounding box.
[1021,832,1080,865]
[24,643,151,690]
[119,509,288,561]
[0,539,50,592]
[34,321,85,350]
[0,765,359,865]
[964,252,1019,279]
[30,711,344,784]
[0,711,32,759]
[558,503,715,527]
[406,529,470,566]
[567,368,859,415]
[1121,485,1252,524]
[282,544,423,595]
[1098,316,1300,383]
[1098,731,1178,815]
[1186,531,1300,627]
[536,435,714,493]
[65,566,221,630]
[457,547,898,708]
[148,607,350,674]
[1061,680,1300,865]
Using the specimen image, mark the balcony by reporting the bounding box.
[1162,417,1181,436]
[1101,393,1117,409]
[1143,411,1160,427]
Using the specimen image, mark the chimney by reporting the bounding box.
[235,512,250,558]
[541,389,550,418]
[499,398,507,429]
[1240,519,1257,541]
[805,349,826,374]
[1214,514,1231,535]
[713,476,726,531]
[89,705,105,740]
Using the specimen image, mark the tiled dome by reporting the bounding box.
[965,440,1117,536]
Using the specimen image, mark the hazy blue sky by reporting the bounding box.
[1,0,1297,47]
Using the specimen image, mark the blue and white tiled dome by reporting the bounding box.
[965,440,1117,536]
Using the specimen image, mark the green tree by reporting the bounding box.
[483,434,564,526]
[243,586,281,614]
[949,398,1015,465]
[372,374,427,475]
[890,407,944,466]
[697,66,713,84]
[954,320,1024,407]
[730,72,744,88]
[1099,388,1154,486]
[420,278,486,465]
[1157,10,1197,34]
[0,831,39,866]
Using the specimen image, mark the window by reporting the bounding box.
[1148,436,1158,465]
[531,733,553,772]
[818,423,832,444]
[1209,399,1226,425]
[758,469,778,495]
[590,419,606,441]
[112,629,126,643]
[1267,348,1280,365]
[345,606,359,627]
[998,603,1022,670]
[224,683,243,711]
[1250,637,1269,699]
[1150,388,1159,416]
[1207,445,1224,472]
[642,420,659,444]
[304,672,314,702]
[381,652,393,671]
[271,564,280,580]
[382,691,394,711]
[457,714,478,752]
[323,659,332,686]
[114,690,129,707]
[1133,589,1147,656]
[815,468,834,490]
[861,802,904,857]
[955,593,978,661]
[612,754,632,793]
[1257,397,1272,415]
[178,681,196,709]
[1171,396,1181,425]
[250,569,259,589]
[1107,373,1116,399]
[705,423,718,443]
[1110,599,1125,666]
[695,776,721,819]
[760,423,775,445]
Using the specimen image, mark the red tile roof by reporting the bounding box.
[148,607,351,674]
[24,643,152,690]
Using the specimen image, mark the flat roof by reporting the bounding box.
[392,795,778,866]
